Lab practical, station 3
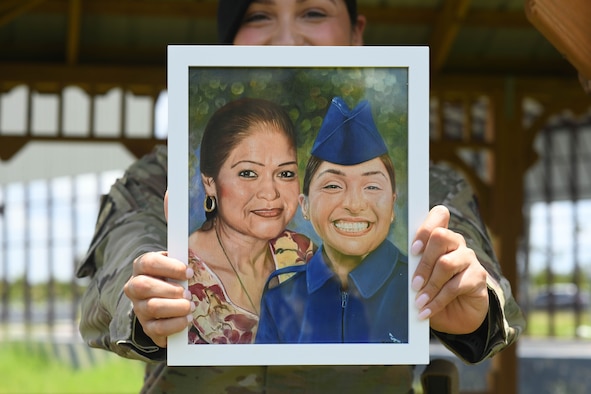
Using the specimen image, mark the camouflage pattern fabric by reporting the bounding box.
[77,145,168,361]
[427,164,525,363]
[76,145,525,393]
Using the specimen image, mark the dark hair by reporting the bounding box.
[344,0,358,25]
[200,97,297,219]
[302,154,396,196]
[217,0,358,44]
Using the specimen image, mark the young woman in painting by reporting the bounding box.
[256,97,407,343]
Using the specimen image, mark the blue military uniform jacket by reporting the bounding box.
[256,239,408,344]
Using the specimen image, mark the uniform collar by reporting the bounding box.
[306,240,405,298]
[306,247,335,293]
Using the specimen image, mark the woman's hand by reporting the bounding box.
[123,190,193,348]
[123,251,194,348]
[411,205,489,334]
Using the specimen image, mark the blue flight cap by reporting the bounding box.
[311,97,388,165]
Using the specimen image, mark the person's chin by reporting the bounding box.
[326,233,374,257]
[252,223,288,241]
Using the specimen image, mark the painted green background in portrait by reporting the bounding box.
[188,67,409,253]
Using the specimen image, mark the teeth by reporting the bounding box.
[334,221,369,233]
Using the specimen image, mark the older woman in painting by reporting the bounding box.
[256,97,408,343]
[183,97,313,344]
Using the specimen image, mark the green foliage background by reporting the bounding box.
[187,66,409,252]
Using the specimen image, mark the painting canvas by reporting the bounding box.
[167,46,430,366]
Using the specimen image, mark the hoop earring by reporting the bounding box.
[204,195,216,213]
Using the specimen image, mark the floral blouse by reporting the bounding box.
[187,230,314,344]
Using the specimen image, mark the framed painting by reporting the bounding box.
[167,45,430,366]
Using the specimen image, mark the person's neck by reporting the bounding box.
[322,247,364,290]
[215,220,272,273]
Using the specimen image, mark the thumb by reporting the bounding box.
[411,205,450,255]
[164,190,169,222]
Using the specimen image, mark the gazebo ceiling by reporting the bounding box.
[0,0,581,93]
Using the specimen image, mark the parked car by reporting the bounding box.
[533,285,591,310]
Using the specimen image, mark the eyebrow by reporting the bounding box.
[251,0,337,5]
[231,160,298,168]
[362,170,388,179]
[318,168,346,177]
[317,168,388,179]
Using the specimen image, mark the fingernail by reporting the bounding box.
[411,276,424,292]
[411,240,424,256]
[186,314,193,324]
[415,293,430,309]
[183,289,192,300]
[418,308,431,320]
[186,267,194,279]
[190,302,195,312]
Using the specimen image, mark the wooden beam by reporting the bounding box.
[0,1,20,13]
[525,0,591,80]
[66,0,81,65]
[429,0,472,74]
[1,62,586,101]
[30,0,218,18]
[433,74,587,97]
[24,0,533,28]
[0,63,165,93]
[0,135,165,161]
[0,0,46,27]
[3,40,571,76]
[440,55,575,77]
[0,136,28,161]
[366,7,529,27]
[467,9,529,28]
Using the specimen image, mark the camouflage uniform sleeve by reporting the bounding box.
[428,163,526,364]
[76,145,169,362]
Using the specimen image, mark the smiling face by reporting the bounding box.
[233,0,365,46]
[203,124,300,241]
[300,157,396,265]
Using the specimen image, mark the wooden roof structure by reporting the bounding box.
[1,1,590,393]
[0,0,586,87]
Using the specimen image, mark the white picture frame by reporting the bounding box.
[167,45,430,366]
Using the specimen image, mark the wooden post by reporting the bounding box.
[486,78,524,394]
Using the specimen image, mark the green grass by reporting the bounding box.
[0,342,145,394]
[526,310,591,338]
[1,310,589,394]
